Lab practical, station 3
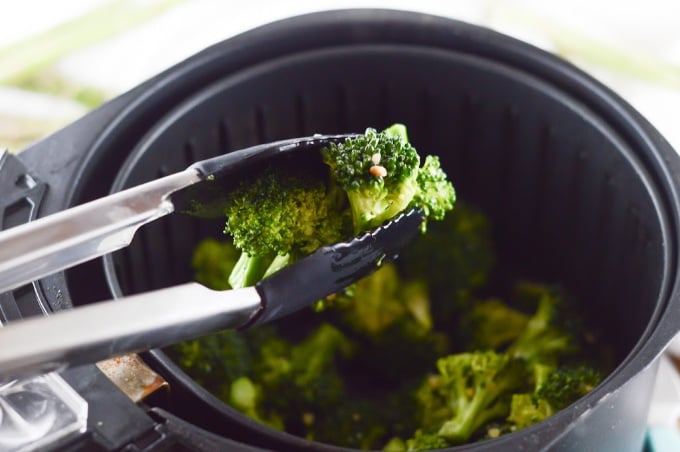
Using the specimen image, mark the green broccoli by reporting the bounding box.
[224,164,348,289]
[506,283,579,366]
[222,124,455,290]
[405,430,450,451]
[170,329,253,400]
[411,155,456,230]
[398,202,496,321]
[321,124,455,234]
[330,263,433,337]
[229,376,284,430]
[458,298,529,350]
[191,238,240,290]
[508,365,602,429]
[252,323,354,419]
[319,263,449,385]
[413,351,526,445]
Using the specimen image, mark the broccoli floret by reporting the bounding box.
[410,155,456,231]
[507,365,602,429]
[506,283,579,366]
[222,124,455,290]
[229,376,284,430]
[536,365,602,410]
[170,329,253,400]
[322,125,455,234]
[253,323,354,418]
[405,430,450,451]
[459,298,529,350]
[191,238,239,290]
[399,203,495,315]
[223,165,349,288]
[331,263,432,336]
[506,393,554,430]
[414,351,526,445]
[319,263,449,385]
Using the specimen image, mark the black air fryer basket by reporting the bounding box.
[2,9,680,451]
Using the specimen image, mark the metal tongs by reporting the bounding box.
[0,135,423,379]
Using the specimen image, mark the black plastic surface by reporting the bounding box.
[0,151,51,322]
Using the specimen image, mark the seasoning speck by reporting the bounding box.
[369,165,387,178]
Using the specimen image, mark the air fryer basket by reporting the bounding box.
[97,41,672,451]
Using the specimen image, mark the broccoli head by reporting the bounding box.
[399,202,496,314]
[413,351,526,445]
[411,155,456,230]
[405,430,451,451]
[222,123,455,290]
[507,365,602,429]
[223,164,349,288]
[536,365,602,410]
[436,351,526,443]
[252,323,354,418]
[459,298,530,351]
[506,283,579,366]
[322,124,455,233]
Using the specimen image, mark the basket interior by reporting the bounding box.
[84,44,670,447]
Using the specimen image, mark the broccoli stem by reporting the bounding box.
[228,253,274,289]
[263,254,292,279]
[438,395,508,443]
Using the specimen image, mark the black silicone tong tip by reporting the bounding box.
[173,134,357,218]
[243,207,425,329]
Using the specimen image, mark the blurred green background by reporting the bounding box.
[1,0,680,152]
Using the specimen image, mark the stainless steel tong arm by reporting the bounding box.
[0,283,261,378]
[0,168,201,293]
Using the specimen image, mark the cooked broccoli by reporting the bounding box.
[411,155,456,230]
[330,263,432,336]
[413,351,526,445]
[398,202,496,318]
[321,124,455,234]
[229,376,284,430]
[405,430,450,451]
[223,124,455,289]
[506,283,579,366]
[458,298,529,350]
[508,365,602,429]
[176,136,612,449]
[191,238,240,290]
[224,164,348,289]
[320,263,449,385]
[253,323,354,417]
[170,329,253,400]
